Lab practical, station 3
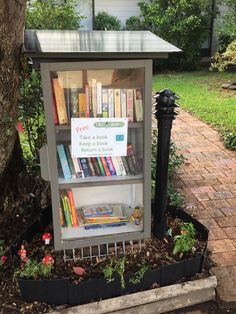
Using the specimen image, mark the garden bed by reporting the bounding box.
[16,206,209,306]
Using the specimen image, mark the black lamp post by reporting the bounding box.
[153,89,180,239]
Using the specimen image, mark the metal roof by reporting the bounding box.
[24,30,181,61]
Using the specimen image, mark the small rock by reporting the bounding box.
[229,85,236,90]
[222,83,232,89]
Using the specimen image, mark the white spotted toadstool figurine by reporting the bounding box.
[42,255,54,265]
[42,233,52,245]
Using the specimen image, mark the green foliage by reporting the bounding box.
[19,67,45,168]
[138,0,214,70]
[211,40,236,72]
[216,0,236,53]
[151,129,185,204]
[26,0,83,30]
[103,257,126,288]
[14,259,53,280]
[129,263,149,284]
[124,16,143,31]
[93,11,122,30]
[224,131,236,150]
[173,222,196,255]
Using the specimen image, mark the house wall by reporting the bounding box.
[94,0,140,26]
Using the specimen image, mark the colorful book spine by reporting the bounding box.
[67,190,79,227]
[64,145,77,179]
[102,88,109,118]
[84,84,90,117]
[87,157,96,176]
[105,157,116,176]
[126,89,134,122]
[68,145,83,178]
[96,82,102,117]
[57,144,71,179]
[108,89,114,118]
[79,158,90,177]
[78,93,86,117]
[127,143,139,175]
[134,88,143,121]
[91,157,101,176]
[61,196,72,226]
[121,88,127,118]
[88,81,93,117]
[116,156,127,176]
[52,78,68,125]
[51,86,59,125]
[100,157,111,176]
[91,79,97,117]
[121,156,132,175]
[114,89,121,118]
[111,157,122,176]
[97,157,105,176]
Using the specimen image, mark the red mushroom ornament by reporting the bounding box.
[42,255,54,265]
[42,233,52,245]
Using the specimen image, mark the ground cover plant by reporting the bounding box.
[153,70,236,149]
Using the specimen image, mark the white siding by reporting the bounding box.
[95,0,140,26]
[77,0,93,30]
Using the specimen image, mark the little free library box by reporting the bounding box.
[24,30,181,251]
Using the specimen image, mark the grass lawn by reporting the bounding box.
[152,70,236,134]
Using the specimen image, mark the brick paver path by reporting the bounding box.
[171,109,236,309]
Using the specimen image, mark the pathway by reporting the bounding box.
[171,109,236,310]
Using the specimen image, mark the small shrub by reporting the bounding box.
[125,16,143,31]
[223,131,236,150]
[14,259,54,280]
[211,40,236,72]
[103,257,125,288]
[93,11,121,30]
[173,222,196,255]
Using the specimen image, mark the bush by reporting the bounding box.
[93,11,121,30]
[224,131,236,150]
[211,40,236,71]
[124,16,143,31]
[137,0,214,70]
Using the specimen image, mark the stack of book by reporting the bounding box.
[51,77,143,124]
[57,143,141,180]
[78,204,129,230]
[60,190,79,227]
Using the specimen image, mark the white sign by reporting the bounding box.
[71,118,128,157]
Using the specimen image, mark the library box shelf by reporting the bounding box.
[24,30,181,251]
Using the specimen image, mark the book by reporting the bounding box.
[96,157,105,176]
[127,143,139,175]
[67,190,79,227]
[68,145,83,178]
[79,158,90,177]
[105,157,116,176]
[121,156,132,175]
[88,81,93,117]
[61,195,72,226]
[52,78,68,124]
[100,157,111,176]
[96,82,102,117]
[114,89,121,118]
[111,157,122,176]
[91,157,101,176]
[126,89,134,122]
[57,144,71,179]
[70,84,79,118]
[82,205,113,217]
[108,89,114,118]
[64,145,77,179]
[121,89,127,118]
[91,79,97,117]
[51,84,59,125]
[87,157,96,176]
[134,88,143,121]
[79,93,86,117]
[84,84,90,117]
[116,156,127,176]
[84,222,127,230]
[102,88,109,118]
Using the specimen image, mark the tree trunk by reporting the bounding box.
[0,1,27,190]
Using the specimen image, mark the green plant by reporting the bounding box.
[173,222,196,255]
[124,16,143,31]
[103,257,126,288]
[138,0,215,70]
[168,183,185,207]
[0,240,7,267]
[26,0,83,30]
[211,40,236,72]
[93,11,122,30]
[129,263,149,284]
[14,259,54,280]
[223,131,236,150]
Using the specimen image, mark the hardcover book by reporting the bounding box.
[105,156,116,176]
[96,82,102,117]
[64,145,77,179]
[102,88,109,118]
[79,158,90,177]
[126,89,134,122]
[114,89,121,118]
[78,93,86,117]
[134,88,143,121]
[70,84,79,118]
[108,89,114,118]
[121,88,127,118]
